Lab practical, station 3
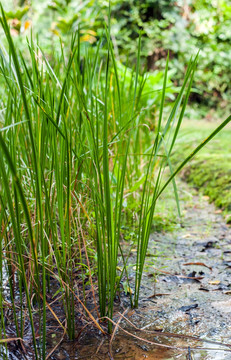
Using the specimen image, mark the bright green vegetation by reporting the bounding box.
[0,3,231,359]
[2,0,231,110]
[176,120,231,222]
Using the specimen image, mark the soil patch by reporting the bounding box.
[5,181,231,359]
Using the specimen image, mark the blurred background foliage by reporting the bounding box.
[1,0,231,110]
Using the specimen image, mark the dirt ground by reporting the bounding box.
[43,180,231,360]
[5,180,231,360]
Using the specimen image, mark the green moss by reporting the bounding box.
[174,119,231,222]
[185,160,231,213]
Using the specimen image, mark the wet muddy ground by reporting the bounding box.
[4,181,231,359]
[44,181,231,360]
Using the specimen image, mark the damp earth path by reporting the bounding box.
[49,180,231,360]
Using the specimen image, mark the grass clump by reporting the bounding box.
[0,5,231,358]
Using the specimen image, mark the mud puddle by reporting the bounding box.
[3,181,231,359]
[49,182,231,359]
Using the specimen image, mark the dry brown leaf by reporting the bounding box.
[148,293,170,299]
[181,234,192,239]
[183,262,212,271]
[209,280,220,285]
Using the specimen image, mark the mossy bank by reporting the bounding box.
[175,118,231,223]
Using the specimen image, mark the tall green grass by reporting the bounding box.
[0,5,231,357]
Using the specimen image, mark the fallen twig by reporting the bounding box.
[109,308,129,359]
